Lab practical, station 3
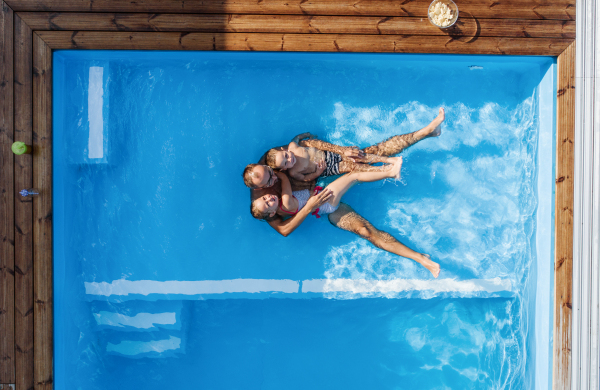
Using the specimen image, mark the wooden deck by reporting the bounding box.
[0,1,575,389]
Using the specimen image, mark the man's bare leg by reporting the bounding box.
[363,107,445,157]
[328,203,441,278]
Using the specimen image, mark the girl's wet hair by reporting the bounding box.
[250,199,277,221]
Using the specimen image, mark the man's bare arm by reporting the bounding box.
[291,132,316,144]
[299,139,346,154]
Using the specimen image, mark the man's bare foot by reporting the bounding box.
[388,157,403,180]
[422,254,440,278]
[427,107,445,137]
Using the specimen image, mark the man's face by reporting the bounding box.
[251,165,278,189]
[274,150,296,170]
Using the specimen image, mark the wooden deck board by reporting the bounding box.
[14,13,34,390]
[4,0,576,20]
[16,12,576,39]
[35,30,572,55]
[32,33,52,390]
[553,40,575,390]
[0,0,15,384]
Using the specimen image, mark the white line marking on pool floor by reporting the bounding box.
[84,278,511,297]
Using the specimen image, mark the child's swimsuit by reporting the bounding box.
[319,151,343,178]
[279,188,338,218]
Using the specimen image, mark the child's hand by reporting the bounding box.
[344,146,366,162]
[306,189,333,211]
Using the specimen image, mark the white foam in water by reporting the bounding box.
[322,98,538,384]
[93,311,176,329]
[88,66,104,159]
[106,335,181,356]
[323,100,538,292]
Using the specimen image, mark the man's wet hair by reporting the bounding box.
[265,149,280,169]
[243,164,259,188]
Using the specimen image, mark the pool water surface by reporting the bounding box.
[53,51,555,389]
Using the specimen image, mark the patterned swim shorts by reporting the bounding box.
[319,151,343,177]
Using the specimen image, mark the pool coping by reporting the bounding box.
[0,2,576,389]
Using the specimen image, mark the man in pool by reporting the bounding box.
[245,108,445,278]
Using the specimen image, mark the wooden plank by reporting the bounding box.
[32,32,52,390]
[553,41,575,390]
[5,0,575,20]
[14,13,34,390]
[0,0,15,384]
[36,30,572,55]
[16,12,576,39]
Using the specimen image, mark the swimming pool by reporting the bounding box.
[53,51,555,389]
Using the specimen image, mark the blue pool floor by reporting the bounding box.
[53,51,555,390]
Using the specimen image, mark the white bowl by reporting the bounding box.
[428,0,459,29]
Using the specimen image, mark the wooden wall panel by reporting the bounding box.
[553,40,575,390]
[14,13,34,390]
[4,0,576,20]
[16,12,576,39]
[35,30,572,55]
[0,0,15,384]
[32,33,52,390]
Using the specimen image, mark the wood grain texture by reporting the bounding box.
[35,30,573,55]
[16,12,576,39]
[553,40,575,390]
[5,0,575,20]
[0,0,15,384]
[14,14,34,390]
[32,33,52,390]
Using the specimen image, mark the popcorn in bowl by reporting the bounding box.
[428,0,456,28]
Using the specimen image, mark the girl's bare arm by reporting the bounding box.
[274,171,297,211]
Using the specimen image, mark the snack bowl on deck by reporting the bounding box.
[428,0,459,29]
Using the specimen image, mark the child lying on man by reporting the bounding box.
[252,157,403,221]
[264,135,395,182]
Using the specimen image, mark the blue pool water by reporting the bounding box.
[53,51,555,389]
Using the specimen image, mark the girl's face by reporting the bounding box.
[255,194,279,217]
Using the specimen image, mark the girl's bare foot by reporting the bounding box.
[427,107,445,137]
[422,254,440,278]
[388,157,403,180]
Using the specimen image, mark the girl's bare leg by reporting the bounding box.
[326,158,402,208]
[363,108,445,157]
[338,161,390,175]
[328,203,441,278]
